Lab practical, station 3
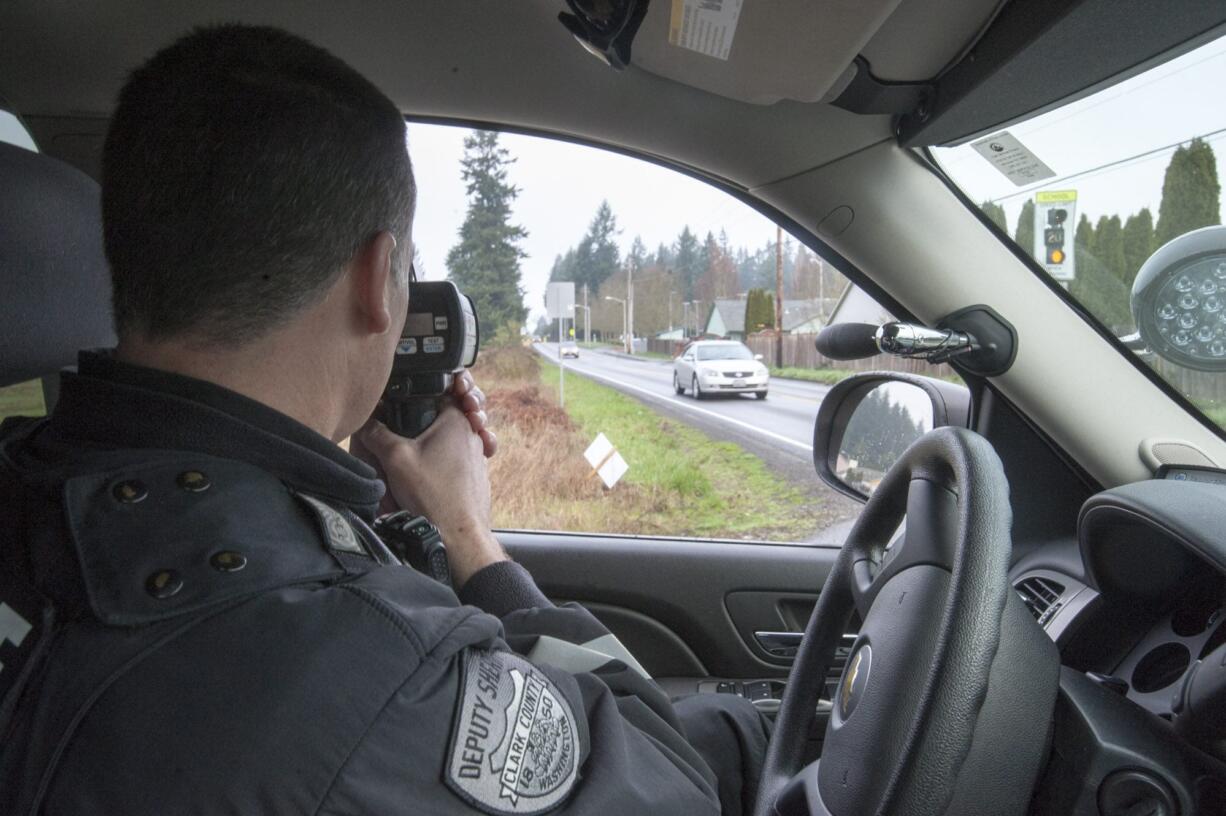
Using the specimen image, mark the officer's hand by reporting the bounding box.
[451,371,498,459]
[356,407,507,587]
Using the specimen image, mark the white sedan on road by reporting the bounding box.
[673,340,769,400]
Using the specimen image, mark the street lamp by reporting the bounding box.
[604,296,628,353]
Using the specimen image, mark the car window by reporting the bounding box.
[0,379,46,422]
[0,109,37,152]
[933,34,1226,430]
[697,344,754,361]
[411,122,957,543]
[0,114,47,422]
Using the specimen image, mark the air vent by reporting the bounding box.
[1016,576,1066,626]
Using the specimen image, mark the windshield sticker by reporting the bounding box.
[669,0,743,61]
[446,649,580,815]
[971,131,1056,186]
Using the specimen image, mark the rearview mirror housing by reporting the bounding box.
[813,372,971,502]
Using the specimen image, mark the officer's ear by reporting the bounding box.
[349,231,398,336]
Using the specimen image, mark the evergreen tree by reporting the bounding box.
[626,236,648,273]
[655,242,673,267]
[1075,214,1095,258]
[698,231,715,289]
[1094,214,1126,283]
[674,226,701,300]
[745,288,774,333]
[573,200,620,292]
[843,388,925,474]
[1121,208,1155,289]
[445,130,527,330]
[980,201,1007,232]
[1014,200,1035,260]
[1156,138,1222,246]
[1069,247,1133,332]
[549,249,577,282]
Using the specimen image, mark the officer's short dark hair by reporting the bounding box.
[102,24,415,345]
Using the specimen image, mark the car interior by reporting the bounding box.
[5,2,1226,814]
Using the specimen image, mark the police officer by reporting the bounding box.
[0,24,768,815]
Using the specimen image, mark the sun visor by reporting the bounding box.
[628,0,903,105]
[899,0,1226,147]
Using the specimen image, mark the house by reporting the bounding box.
[705,299,748,339]
[781,299,839,334]
[825,282,895,327]
[704,296,841,339]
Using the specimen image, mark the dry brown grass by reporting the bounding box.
[476,347,675,534]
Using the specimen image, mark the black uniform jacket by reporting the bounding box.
[0,352,721,815]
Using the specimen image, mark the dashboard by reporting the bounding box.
[1010,477,1226,813]
[1013,478,1226,716]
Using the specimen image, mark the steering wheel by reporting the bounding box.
[754,426,1054,816]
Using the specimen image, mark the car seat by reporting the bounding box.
[0,141,114,406]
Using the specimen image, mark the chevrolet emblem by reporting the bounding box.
[839,643,871,720]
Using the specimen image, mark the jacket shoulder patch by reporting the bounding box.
[445,648,580,815]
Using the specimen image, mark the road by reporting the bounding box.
[533,344,857,543]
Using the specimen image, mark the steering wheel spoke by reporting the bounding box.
[756,427,1060,816]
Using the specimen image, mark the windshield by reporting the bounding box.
[697,344,754,361]
[934,35,1226,429]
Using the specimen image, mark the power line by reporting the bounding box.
[988,127,1226,205]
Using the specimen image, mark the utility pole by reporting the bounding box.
[583,283,590,343]
[627,259,635,355]
[817,256,825,320]
[775,225,784,368]
[604,296,627,352]
[668,290,675,332]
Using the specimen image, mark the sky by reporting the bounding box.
[406,123,782,327]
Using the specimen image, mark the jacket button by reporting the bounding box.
[146,569,183,599]
[210,551,247,572]
[112,480,147,504]
[177,471,211,492]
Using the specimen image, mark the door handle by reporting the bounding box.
[754,631,803,658]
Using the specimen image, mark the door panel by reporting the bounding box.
[500,532,840,679]
[724,590,820,667]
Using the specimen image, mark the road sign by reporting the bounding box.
[583,433,629,489]
[1033,190,1077,282]
[546,281,575,320]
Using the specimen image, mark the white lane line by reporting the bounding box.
[542,355,814,453]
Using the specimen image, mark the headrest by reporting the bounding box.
[0,142,115,388]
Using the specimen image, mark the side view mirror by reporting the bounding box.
[754,353,764,361]
[813,372,971,501]
[1131,225,1226,371]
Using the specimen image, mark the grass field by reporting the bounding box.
[770,366,859,385]
[477,346,821,540]
[0,379,45,423]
